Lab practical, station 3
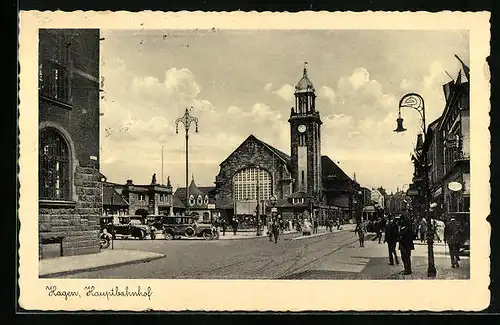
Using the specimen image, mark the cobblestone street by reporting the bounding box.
[59,225,468,280]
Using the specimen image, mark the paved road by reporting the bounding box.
[62,228,360,279]
[62,225,469,280]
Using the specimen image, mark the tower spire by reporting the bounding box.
[303,61,308,76]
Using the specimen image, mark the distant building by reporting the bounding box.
[38,29,101,258]
[173,176,217,222]
[109,176,174,217]
[102,181,129,216]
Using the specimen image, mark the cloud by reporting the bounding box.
[272,84,295,102]
[264,83,273,92]
[318,86,337,104]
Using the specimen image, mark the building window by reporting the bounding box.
[138,194,145,201]
[39,128,71,201]
[39,30,71,104]
[197,195,203,206]
[233,167,272,201]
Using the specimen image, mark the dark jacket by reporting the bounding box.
[398,225,415,251]
[384,220,399,243]
[444,219,462,244]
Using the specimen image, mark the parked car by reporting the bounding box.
[100,215,156,240]
[162,216,215,240]
[146,214,170,231]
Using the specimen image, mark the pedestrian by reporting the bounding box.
[354,220,367,247]
[221,218,227,236]
[432,218,443,243]
[398,217,415,275]
[288,219,293,233]
[384,216,400,266]
[232,217,239,235]
[328,219,334,232]
[419,218,428,243]
[336,217,341,230]
[271,218,280,244]
[444,216,463,268]
[313,218,319,234]
[373,218,383,243]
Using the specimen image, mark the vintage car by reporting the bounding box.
[100,215,156,240]
[162,216,215,240]
[146,214,170,231]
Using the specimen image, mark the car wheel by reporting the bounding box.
[164,232,174,240]
[150,232,156,240]
[184,227,196,237]
[202,230,213,240]
[138,230,145,240]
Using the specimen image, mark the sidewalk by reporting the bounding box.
[353,238,470,280]
[39,249,166,278]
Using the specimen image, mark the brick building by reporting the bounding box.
[38,29,101,259]
[214,66,359,222]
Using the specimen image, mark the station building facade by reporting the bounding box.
[214,66,361,223]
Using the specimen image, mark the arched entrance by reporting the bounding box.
[135,209,148,217]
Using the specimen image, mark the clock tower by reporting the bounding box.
[289,63,323,198]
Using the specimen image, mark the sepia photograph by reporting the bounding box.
[19,11,490,311]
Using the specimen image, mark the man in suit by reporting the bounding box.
[398,216,415,275]
[384,215,400,266]
[444,216,463,268]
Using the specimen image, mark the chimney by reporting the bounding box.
[126,179,133,185]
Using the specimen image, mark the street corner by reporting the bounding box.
[39,249,166,278]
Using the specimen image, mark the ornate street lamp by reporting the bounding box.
[175,107,199,217]
[394,92,437,278]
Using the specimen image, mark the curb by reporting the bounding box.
[39,253,166,278]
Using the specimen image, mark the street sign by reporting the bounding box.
[271,207,278,212]
[207,204,216,209]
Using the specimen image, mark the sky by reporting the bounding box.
[99,29,469,193]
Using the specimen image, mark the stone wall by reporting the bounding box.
[215,138,290,208]
[39,166,101,258]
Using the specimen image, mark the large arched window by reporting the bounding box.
[39,128,70,200]
[233,167,272,201]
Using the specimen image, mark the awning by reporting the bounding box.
[432,187,443,198]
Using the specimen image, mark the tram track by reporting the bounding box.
[276,233,374,279]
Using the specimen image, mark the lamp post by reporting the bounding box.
[394,92,436,278]
[175,107,199,217]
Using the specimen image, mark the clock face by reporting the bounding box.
[298,125,307,133]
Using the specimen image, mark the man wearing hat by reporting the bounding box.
[398,216,415,275]
[384,215,400,265]
[444,215,462,268]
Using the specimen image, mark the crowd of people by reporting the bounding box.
[211,213,347,243]
[354,214,467,275]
